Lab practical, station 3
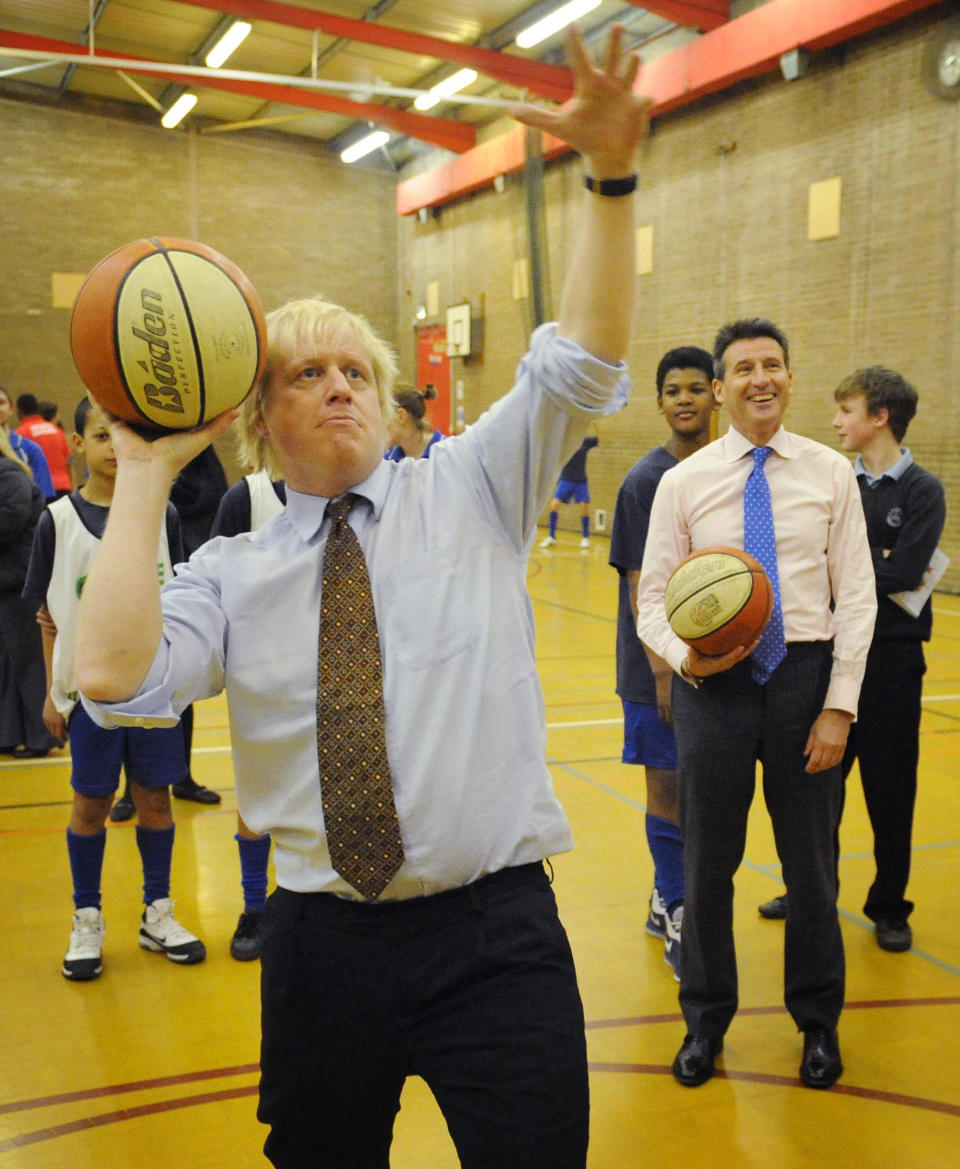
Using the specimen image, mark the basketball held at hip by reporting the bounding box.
[665,546,773,657]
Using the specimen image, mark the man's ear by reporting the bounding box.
[712,379,725,406]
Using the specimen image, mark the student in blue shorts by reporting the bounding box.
[23,397,206,980]
[609,346,716,979]
[540,430,599,548]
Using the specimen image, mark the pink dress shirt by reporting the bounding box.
[636,424,877,716]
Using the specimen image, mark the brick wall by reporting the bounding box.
[397,11,958,590]
[0,96,397,479]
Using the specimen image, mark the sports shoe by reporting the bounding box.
[875,919,912,952]
[63,907,105,981]
[109,794,135,822]
[230,910,264,961]
[580,537,590,549]
[171,777,221,805]
[645,887,668,939]
[139,899,206,964]
[664,903,683,982]
[539,535,556,548]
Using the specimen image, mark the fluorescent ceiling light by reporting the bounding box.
[205,20,252,69]
[161,92,198,128]
[515,0,602,50]
[414,68,478,112]
[340,129,390,164]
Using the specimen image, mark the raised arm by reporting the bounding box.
[512,25,651,364]
[75,413,236,702]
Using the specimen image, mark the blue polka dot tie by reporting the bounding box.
[743,447,787,684]
[317,495,404,900]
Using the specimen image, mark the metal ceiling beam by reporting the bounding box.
[397,0,945,213]
[622,1,729,32]
[0,29,477,153]
[174,0,574,102]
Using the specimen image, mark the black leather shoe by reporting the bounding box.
[800,1028,843,1089]
[758,893,788,919]
[672,1034,723,1086]
[875,919,912,952]
[171,777,222,805]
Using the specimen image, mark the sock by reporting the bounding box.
[136,823,175,905]
[67,828,106,910]
[548,511,558,539]
[581,514,590,538]
[646,812,684,910]
[236,833,272,912]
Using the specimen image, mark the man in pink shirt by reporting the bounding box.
[17,394,73,496]
[636,318,876,1091]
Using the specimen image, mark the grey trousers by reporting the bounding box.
[673,642,845,1038]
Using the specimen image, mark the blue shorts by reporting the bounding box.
[621,699,677,770]
[553,479,590,505]
[68,703,187,797]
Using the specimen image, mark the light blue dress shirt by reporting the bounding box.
[84,324,630,898]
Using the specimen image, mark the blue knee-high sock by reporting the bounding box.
[136,824,175,905]
[646,812,684,910]
[67,828,107,910]
[236,833,271,912]
[580,514,590,538]
[548,510,558,539]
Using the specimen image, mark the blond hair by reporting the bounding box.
[0,426,33,477]
[239,297,398,479]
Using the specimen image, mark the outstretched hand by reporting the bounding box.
[511,24,651,173]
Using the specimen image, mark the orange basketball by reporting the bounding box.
[70,237,266,432]
[665,546,773,656]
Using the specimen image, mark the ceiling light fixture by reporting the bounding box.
[515,0,603,50]
[161,92,198,128]
[340,129,390,164]
[205,20,252,69]
[414,68,478,112]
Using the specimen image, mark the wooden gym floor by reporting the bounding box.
[1,533,958,1167]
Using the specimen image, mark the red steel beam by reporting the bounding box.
[397,0,944,213]
[622,1,729,32]
[0,29,476,153]
[637,0,944,114]
[176,0,575,103]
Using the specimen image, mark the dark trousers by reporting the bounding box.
[0,592,58,753]
[258,863,589,1169]
[673,643,845,1038]
[841,638,925,924]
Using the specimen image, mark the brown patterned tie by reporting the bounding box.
[317,495,404,900]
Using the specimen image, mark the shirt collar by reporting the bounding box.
[722,424,792,462]
[855,447,912,485]
[283,459,391,541]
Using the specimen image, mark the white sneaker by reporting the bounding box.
[580,537,590,549]
[63,907,105,981]
[664,903,683,982]
[539,535,556,548]
[139,898,206,964]
[645,887,668,939]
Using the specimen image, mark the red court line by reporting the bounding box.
[0,1085,258,1153]
[588,1063,960,1116]
[0,1064,258,1115]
